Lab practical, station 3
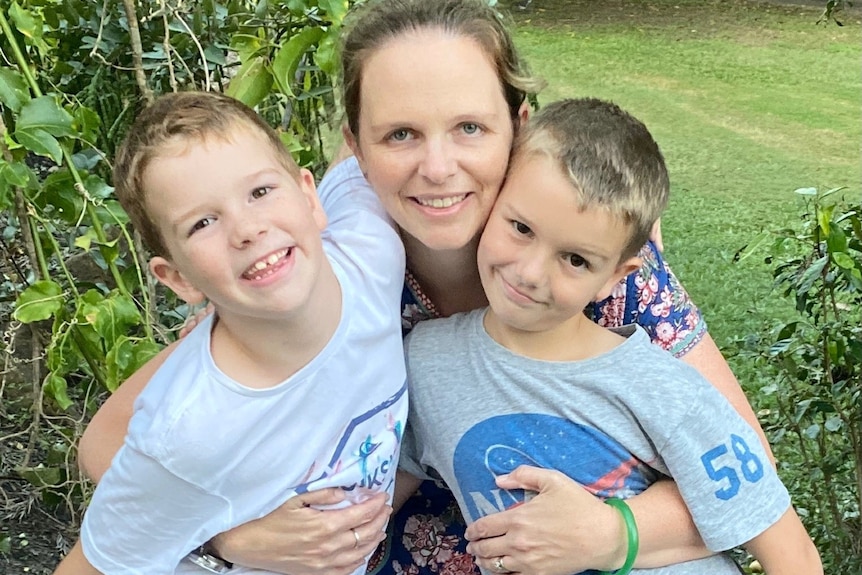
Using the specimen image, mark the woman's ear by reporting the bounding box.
[342,123,368,176]
[149,257,207,306]
[517,102,530,128]
[594,256,642,302]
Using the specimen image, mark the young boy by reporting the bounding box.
[54,92,408,575]
[398,99,821,574]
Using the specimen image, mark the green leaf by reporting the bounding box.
[9,2,51,56]
[73,105,101,144]
[13,280,64,323]
[796,255,828,294]
[43,373,73,410]
[824,416,842,432]
[14,127,63,163]
[17,96,76,138]
[794,187,817,196]
[832,251,856,270]
[318,0,349,23]
[226,57,273,108]
[106,337,162,392]
[16,465,63,488]
[271,28,323,98]
[81,290,142,349]
[38,169,84,222]
[314,32,339,76]
[803,423,820,439]
[0,68,31,112]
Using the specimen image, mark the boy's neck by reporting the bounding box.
[482,308,625,362]
[402,232,488,318]
[209,260,342,389]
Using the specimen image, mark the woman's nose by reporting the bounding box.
[418,138,457,184]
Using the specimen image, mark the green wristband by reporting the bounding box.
[600,498,639,575]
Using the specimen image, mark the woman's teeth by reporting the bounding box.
[415,195,466,208]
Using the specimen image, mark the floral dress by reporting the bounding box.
[367,241,707,575]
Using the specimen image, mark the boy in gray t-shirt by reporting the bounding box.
[397,99,821,574]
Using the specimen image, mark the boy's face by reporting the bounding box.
[144,127,328,323]
[477,152,641,335]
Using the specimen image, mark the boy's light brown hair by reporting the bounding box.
[113,91,301,258]
[513,98,670,260]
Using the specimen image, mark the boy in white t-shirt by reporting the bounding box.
[398,98,821,574]
[54,92,407,575]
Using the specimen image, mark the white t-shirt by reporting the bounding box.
[81,157,408,575]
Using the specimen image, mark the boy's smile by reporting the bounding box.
[143,127,328,324]
[477,152,641,353]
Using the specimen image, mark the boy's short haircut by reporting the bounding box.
[513,98,669,260]
[113,91,302,258]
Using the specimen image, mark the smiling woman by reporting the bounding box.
[77,1,780,575]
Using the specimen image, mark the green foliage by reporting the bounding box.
[0,0,354,522]
[738,188,862,572]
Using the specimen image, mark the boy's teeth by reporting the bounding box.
[246,249,288,276]
[416,195,466,208]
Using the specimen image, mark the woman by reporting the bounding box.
[79,1,772,573]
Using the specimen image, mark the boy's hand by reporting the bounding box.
[179,302,214,338]
[211,488,391,575]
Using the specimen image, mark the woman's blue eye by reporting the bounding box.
[389,129,411,142]
[512,221,531,235]
[251,186,270,199]
[461,122,481,135]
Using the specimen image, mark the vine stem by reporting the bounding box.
[121,0,154,104]
[1,2,152,340]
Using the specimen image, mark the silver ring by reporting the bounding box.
[351,528,360,549]
[493,556,509,573]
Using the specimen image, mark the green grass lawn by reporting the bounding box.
[509,0,861,388]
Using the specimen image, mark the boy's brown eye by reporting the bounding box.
[251,186,270,199]
[512,221,531,235]
[568,254,587,268]
[189,217,214,236]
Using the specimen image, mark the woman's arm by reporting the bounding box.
[680,332,774,462]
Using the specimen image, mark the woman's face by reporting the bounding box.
[348,29,522,252]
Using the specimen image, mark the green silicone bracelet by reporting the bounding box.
[600,498,639,575]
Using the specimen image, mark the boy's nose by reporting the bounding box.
[513,249,546,289]
[418,138,457,184]
[231,215,267,248]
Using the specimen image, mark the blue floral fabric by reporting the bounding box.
[369,241,706,575]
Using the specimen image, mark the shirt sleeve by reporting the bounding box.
[588,240,707,357]
[80,443,230,574]
[651,382,791,552]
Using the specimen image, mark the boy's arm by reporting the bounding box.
[393,470,423,513]
[54,540,102,575]
[744,506,822,575]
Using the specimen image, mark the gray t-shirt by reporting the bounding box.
[401,308,789,575]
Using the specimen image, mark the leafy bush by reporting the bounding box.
[1,0,354,524]
[738,187,861,573]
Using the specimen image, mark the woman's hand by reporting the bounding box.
[464,466,624,575]
[179,302,215,338]
[212,489,392,575]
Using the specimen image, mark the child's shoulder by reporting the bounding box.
[405,309,483,350]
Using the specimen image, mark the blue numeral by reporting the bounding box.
[701,435,764,500]
[701,444,741,500]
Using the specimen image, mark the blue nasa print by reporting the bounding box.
[453,413,660,520]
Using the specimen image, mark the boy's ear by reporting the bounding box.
[594,256,642,302]
[149,257,207,306]
[297,168,327,232]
